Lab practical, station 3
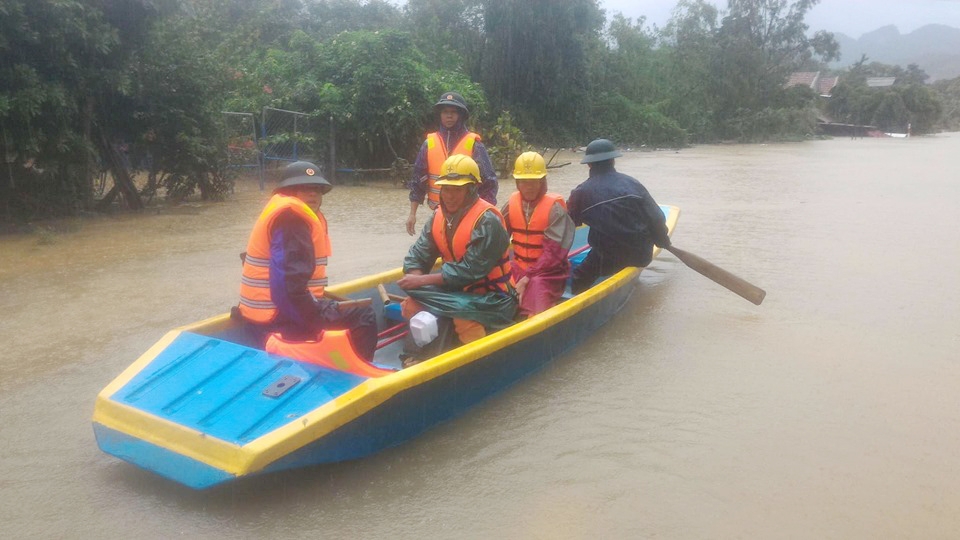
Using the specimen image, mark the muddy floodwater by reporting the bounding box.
[2,134,959,539]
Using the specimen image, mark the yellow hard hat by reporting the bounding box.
[435,154,481,186]
[512,151,547,180]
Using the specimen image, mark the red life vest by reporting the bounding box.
[238,193,331,324]
[431,198,511,295]
[425,131,480,208]
[506,192,566,271]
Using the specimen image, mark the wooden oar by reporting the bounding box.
[377,284,391,305]
[665,246,766,306]
[323,291,373,309]
[377,283,406,305]
[335,298,373,309]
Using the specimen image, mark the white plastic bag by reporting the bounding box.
[409,311,439,347]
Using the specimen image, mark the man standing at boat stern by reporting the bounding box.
[405,91,498,235]
[237,161,378,361]
[399,155,517,354]
[567,139,671,295]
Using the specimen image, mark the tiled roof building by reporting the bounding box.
[785,71,840,97]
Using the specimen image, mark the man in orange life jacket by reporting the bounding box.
[398,154,517,350]
[501,151,575,317]
[405,91,498,235]
[237,161,378,361]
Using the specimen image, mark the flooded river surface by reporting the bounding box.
[2,134,959,539]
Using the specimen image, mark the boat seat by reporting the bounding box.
[265,329,396,377]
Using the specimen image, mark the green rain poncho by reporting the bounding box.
[402,197,518,329]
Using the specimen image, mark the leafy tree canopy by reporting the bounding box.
[1,0,950,222]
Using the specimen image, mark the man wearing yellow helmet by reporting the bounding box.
[501,151,575,316]
[405,91,498,235]
[398,154,516,359]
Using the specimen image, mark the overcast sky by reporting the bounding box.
[602,0,960,37]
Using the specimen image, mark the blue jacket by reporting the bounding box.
[567,164,670,268]
[268,210,333,327]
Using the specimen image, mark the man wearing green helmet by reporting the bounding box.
[236,161,378,361]
[567,139,671,294]
[405,91,499,235]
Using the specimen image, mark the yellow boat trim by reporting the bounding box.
[93,206,680,477]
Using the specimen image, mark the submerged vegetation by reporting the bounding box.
[2,0,959,221]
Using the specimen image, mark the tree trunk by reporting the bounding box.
[82,95,95,209]
[95,124,143,211]
[0,121,13,221]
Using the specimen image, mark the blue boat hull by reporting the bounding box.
[259,277,635,476]
[94,423,237,487]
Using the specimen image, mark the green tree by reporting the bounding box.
[1,0,237,220]
[828,62,943,134]
[305,0,404,35]
[0,0,136,218]
[244,28,484,167]
[660,0,721,141]
[404,0,485,76]
[479,0,606,144]
[130,11,232,202]
[589,12,692,146]
[711,0,838,139]
[931,76,960,131]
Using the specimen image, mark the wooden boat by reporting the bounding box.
[92,205,680,489]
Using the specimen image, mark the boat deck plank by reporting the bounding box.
[110,332,365,444]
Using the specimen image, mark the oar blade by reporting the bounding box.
[667,246,766,305]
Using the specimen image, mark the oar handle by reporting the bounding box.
[377,284,391,305]
[326,291,377,309]
[377,283,406,305]
[335,298,373,309]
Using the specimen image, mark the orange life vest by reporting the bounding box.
[425,131,480,208]
[431,198,512,295]
[506,192,566,271]
[238,193,331,324]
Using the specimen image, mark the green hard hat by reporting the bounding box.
[434,91,469,118]
[275,161,332,194]
[580,138,622,164]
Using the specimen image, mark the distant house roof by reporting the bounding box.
[785,71,839,97]
[818,76,839,96]
[867,77,896,87]
[786,71,820,90]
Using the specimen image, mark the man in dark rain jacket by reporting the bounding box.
[237,161,378,361]
[567,139,671,295]
[399,155,516,356]
[405,91,498,235]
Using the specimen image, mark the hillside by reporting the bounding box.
[830,24,960,81]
